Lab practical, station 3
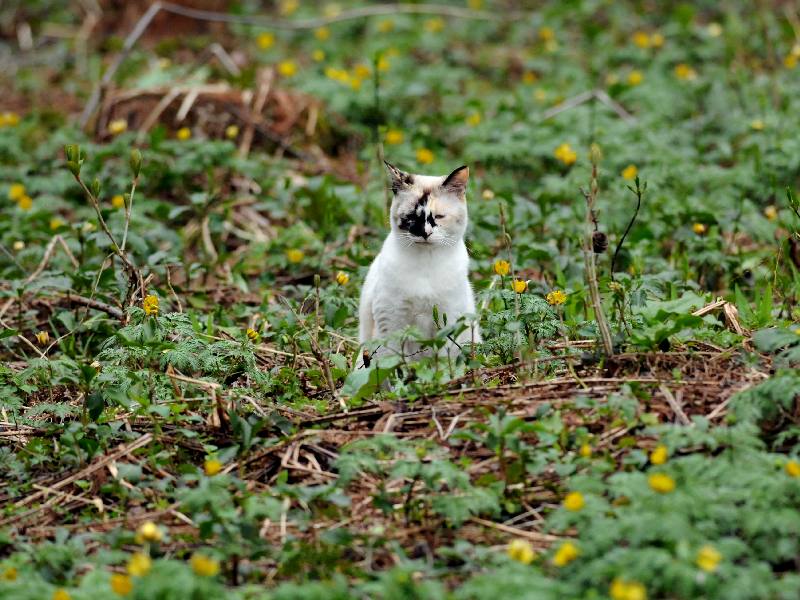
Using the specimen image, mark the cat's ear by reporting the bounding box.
[442,165,469,197]
[384,161,414,193]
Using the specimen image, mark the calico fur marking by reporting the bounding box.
[398,190,437,239]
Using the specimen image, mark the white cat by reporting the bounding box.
[358,162,480,362]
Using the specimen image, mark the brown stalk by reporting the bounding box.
[580,147,614,357]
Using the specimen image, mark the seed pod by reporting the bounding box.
[592,231,608,254]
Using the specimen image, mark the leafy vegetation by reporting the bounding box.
[1,1,800,599]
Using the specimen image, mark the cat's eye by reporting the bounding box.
[434,214,445,219]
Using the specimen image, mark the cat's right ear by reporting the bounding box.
[384,161,413,194]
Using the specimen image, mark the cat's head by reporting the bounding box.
[385,162,469,247]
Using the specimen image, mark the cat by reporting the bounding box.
[358,162,480,364]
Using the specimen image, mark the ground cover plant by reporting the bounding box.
[2,1,800,598]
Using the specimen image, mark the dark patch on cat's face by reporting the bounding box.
[398,190,437,239]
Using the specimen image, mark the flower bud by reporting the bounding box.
[91,177,101,198]
[130,148,142,178]
[64,144,83,176]
[589,143,603,164]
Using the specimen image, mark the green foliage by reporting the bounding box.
[1,0,799,598]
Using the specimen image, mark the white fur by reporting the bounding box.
[359,168,480,361]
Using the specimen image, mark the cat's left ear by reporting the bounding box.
[442,165,469,197]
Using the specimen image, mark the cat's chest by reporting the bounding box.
[386,255,463,299]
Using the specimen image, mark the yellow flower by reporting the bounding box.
[377,20,394,33]
[35,331,50,346]
[286,248,305,263]
[256,32,274,49]
[750,119,765,131]
[136,521,163,543]
[552,541,579,567]
[0,111,20,127]
[112,194,125,209]
[176,127,192,140]
[12,241,25,251]
[8,183,25,201]
[784,54,798,69]
[610,578,648,600]
[692,222,707,235]
[468,0,483,8]
[482,189,495,200]
[554,143,577,166]
[377,56,390,72]
[627,70,643,86]
[314,26,330,41]
[706,23,723,37]
[416,148,434,164]
[353,64,371,80]
[279,60,298,77]
[18,195,32,210]
[143,295,159,316]
[507,539,535,564]
[511,279,528,293]
[579,443,592,458]
[522,71,538,84]
[385,129,404,145]
[674,63,697,81]
[650,32,665,48]
[126,552,152,577]
[312,49,326,62]
[190,553,220,577]
[108,119,128,135]
[50,217,64,230]
[52,589,71,600]
[563,491,585,512]
[325,67,348,83]
[649,445,668,465]
[493,259,510,276]
[621,164,638,180]
[696,545,722,572]
[546,290,567,305]
[204,458,223,476]
[246,328,260,342]
[425,17,444,33]
[2,567,18,581]
[349,77,362,91]
[648,472,675,494]
[466,112,482,126]
[110,573,133,596]
[631,31,650,48]
[335,271,349,285]
[538,27,554,42]
[279,0,298,15]
[785,460,800,477]
[225,125,239,139]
